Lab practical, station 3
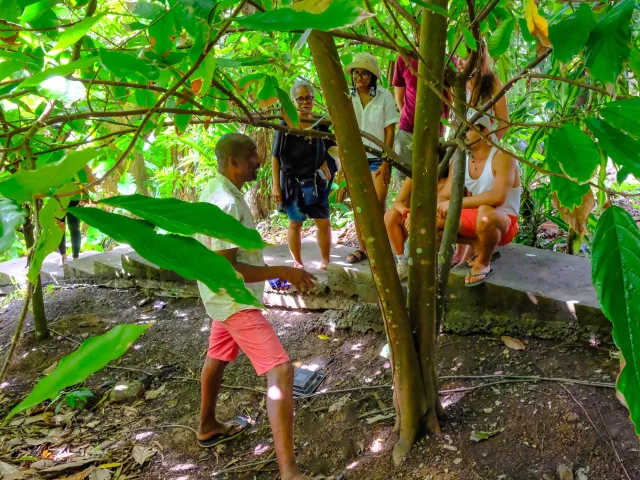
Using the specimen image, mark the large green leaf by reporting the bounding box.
[585,117,640,178]
[99,194,267,250]
[600,98,640,139]
[67,208,261,307]
[235,0,373,32]
[488,17,514,58]
[49,12,108,56]
[99,49,159,81]
[546,124,599,183]
[129,1,163,18]
[548,3,595,63]
[0,60,24,81]
[0,149,98,203]
[276,87,300,128]
[174,103,193,135]
[37,76,86,104]
[2,324,152,425]
[217,55,273,68]
[546,154,590,210]
[584,0,635,84]
[591,206,640,435]
[0,198,26,253]
[20,0,59,23]
[148,9,176,56]
[27,185,74,285]
[21,56,98,88]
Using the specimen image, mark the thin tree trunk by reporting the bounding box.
[436,80,467,330]
[408,0,449,434]
[23,214,48,341]
[308,30,427,464]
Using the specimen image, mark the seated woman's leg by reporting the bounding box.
[384,209,407,256]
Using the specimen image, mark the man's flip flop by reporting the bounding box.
[465,269,493,287]
[197,416,249,448]
[346,249,367,264]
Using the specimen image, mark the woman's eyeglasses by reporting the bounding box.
[352,70,371,79]
[295,95,314,104]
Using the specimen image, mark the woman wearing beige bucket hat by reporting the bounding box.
[344,52,399,264]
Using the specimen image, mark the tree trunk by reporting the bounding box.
[436,80,467,330]
[308,30,427,464]
[408,0,449,434]
[23,213,48,341]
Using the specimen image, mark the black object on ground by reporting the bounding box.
[293,366,326,397]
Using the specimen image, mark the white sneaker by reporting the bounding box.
[396,263,408,282]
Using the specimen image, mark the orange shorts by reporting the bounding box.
[208,309,290,376]
[459,209,519,246]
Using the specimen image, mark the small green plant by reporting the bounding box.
[49,387,94,414]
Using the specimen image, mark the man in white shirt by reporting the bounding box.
[196,133,319,480]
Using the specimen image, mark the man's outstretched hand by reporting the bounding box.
[280,267,317,294]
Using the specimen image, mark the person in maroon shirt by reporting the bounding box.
[392,54,452,179]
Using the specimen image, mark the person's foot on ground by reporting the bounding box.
[197,419,244,442]
[293,261,304,269]
[59,255,67,267]
[346,249,367,264]
[465,264,492,287]
[396,263,408,281]
[319,260,329,271]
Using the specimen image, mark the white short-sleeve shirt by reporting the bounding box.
[350,86,400,158]
[196,174,264,321]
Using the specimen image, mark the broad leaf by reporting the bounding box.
[524,0,549,46]
[67,208,261,307]
[192,49,216,97]
[20,0,59,23]
[488,17,514,58]
[3,324,152,424]
[0,149,98,203]
[460,24,477,51]
[591,206,640,434]
[128,1,163,18]
[217,55,273,68]
[546,124,599,184]
[546,154,590,210]
[235,0,374,32]
[411,0,451,19]
[548,3,595,63]
[600,98,640,139]
[148,10,176,56]
[276,87,300,128]
[99,194,267,250]
[21,56,98,88]
[27,185,74,284]
[585,117,640,178]
[49,12,108,56]
[584,0,635,84]
[174,103,193,135]
[99,49,159,81]
[0,60,24,81]
[0,198,26,253]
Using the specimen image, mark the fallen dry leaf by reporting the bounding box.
[132,445,155,466]
[42,362,58,375]
[144,384,166,400]
[24,412,53,425]
[328,394,351,413]
[502,336,526,350]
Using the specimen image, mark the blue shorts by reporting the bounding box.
[285,198,330,222]
[369,158,383,172]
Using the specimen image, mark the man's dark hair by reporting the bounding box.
[215,133,256,170]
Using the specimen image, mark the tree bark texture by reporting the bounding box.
[308,30,427,464]
[408,0,449,433]
[436,79,467,330]
[23,214,48,341]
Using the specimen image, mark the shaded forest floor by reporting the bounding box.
[0,286,639,479]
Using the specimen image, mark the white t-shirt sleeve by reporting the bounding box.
[383,90,400,128]
[201,200,240,252]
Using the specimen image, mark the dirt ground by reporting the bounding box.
[0,286,638,480]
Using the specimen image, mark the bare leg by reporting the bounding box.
[372,170,389,212]
[288,221,304,268]
[384,209,408,256]
[315,218,331,270]
[467,206,510,284]
[265,362,318,480]
[198,358,243,439]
